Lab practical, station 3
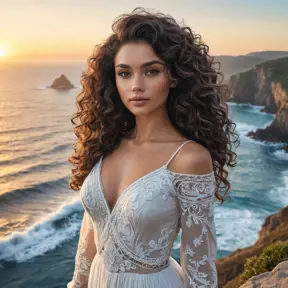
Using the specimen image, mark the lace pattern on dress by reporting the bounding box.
[101,172,176,273]
[68,211,97,288]
[102,228,171,272]
[168,171,218,288]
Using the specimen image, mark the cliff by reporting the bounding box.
[215,205,288,287]
[215,50,288,83]
[239,260,288,288]
[227,57,288,150]
[247,102,288,144]
[227,57,288,112]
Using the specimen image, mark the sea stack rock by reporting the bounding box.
[49,74,74,90]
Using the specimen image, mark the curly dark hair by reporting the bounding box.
[68,7,240,204]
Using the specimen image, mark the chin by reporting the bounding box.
[126,101,165,116]
[130,108,151,116]
[126,102,150,113]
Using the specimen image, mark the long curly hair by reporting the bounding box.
[68,7,240,204]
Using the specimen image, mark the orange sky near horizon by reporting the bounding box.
[1,1,288,62]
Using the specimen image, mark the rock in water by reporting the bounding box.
[49,74,74,90]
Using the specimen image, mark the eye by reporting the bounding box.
[146,69,160,76]
[117,69,160,78]
[118,71,129,77]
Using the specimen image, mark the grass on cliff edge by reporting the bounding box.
[238,240,288,286]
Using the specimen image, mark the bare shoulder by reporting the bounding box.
[169,141,213,175]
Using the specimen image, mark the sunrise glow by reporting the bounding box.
[0,48,6,57]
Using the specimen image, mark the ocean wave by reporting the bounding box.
[0,160,68,181]
[0,124,63,136]
[0,199,83,263]
[235,122,258,138]
[0,175,70,205]
[273,149,288,161]
[268,171,288,206]
[214,206,264,252]
[243,137,284,147]
[227,102,275,116]
[0,143,71,167]
[228,102,264,110]
[0,128,72,147]
[235,120,283,147]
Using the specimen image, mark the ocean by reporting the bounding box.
[0,61,287,288]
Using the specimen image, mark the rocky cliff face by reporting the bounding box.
[247,102,288,144]
[216,205,288,287]
[227,57,288,149]
[228,66,287,114]
[218,57,288,287]
[215,50,288,83]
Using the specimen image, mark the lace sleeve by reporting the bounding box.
[170,171,218,288]
[67,210,97,288]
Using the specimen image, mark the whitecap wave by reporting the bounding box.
[268,171,288,206]
[235,119,282,147]
[228,102,264,110]
[273,149,288,161]
[227,102,275,116]
[235,122,258,138]
[0,199,83,263]
[214,206,264,251]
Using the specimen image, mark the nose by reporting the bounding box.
[132,86,144,92]
[132,75,144,92]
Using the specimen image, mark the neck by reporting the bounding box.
[128,107,176,144]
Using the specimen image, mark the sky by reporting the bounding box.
[0,0,288,62]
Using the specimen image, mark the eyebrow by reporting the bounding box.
[115,60,165,69]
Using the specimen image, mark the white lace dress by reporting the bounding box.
[67,140,218,288]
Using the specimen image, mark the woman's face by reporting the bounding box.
[114,41,175,115]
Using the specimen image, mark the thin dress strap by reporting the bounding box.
[165,140,193,167]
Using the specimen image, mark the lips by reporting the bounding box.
[129,97,150,101]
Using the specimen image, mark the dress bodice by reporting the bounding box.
[68,140,218,288]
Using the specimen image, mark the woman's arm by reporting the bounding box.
[67,210,97,288]
[169,149,218,288]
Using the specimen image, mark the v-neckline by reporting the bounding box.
[97,155,167,216]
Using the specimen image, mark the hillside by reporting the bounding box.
[216,205,288,287]
[214,50,288,83]
[246,50,288,61]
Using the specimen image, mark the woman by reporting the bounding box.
[67,7,239,288]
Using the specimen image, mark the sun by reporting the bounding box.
[0,48,7,57]
[0,42,11,59]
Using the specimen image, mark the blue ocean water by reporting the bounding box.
[0,61,287,288]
